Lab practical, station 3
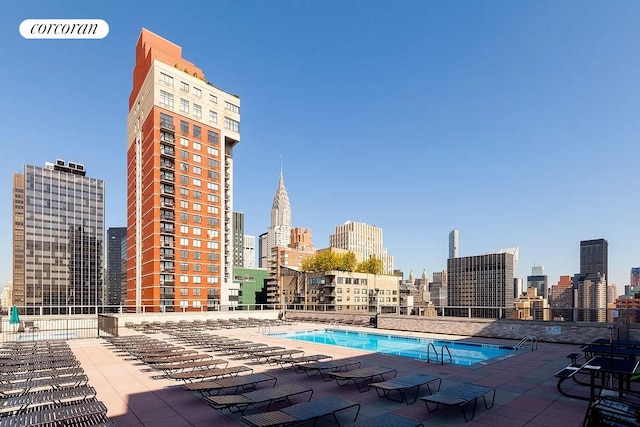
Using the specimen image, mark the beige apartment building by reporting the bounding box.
[282,269,399,313]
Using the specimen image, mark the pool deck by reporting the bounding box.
[65,322,635,426]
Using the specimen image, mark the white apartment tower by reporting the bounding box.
[329,221,394,273]
[243,235,256,269]
[265,166,291,259]
[449,229,459,259]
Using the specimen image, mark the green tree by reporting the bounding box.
[356,257,383,274]
[337,252,357,271]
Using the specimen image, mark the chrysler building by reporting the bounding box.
[265,165,291,260]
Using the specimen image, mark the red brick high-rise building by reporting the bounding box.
[126,29,240,312]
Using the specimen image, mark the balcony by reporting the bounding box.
[160,146,175,158]
[160,133,175,144]
[160,174,174,184]
[160,214,174,222]
[160,121,175,132]
[160,161,175,171]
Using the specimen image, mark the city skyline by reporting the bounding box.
[1,2,639,294]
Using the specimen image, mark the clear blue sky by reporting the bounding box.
[1,1,638,293]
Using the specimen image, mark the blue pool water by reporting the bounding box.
[272,329,516,366]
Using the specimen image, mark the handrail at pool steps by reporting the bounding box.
[426,343,452,364]
[515,335,538,351]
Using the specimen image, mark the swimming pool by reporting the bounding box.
[18,332,76,341]
[271,329,516,366]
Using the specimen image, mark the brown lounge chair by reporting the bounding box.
[369,373,442,404]
[240,396,360,427]
[183,373,277,396]
[204,383,313,413]
[328,366,398,393]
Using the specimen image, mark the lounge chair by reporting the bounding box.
[167,365,253,382]
[348,412,424,427]
[269,353,332,369]
[328,366,398,393]
[204,382,313,413]
[370,374,442,404]
[294,359,361,381]
[184,373,277,396]
[582,393,640,427]
[420,382,496,422]
[254,349,304,363]
[151,359,228,374]
[240,396,360,427]
[0,385,97,415]
[0,400,109,427]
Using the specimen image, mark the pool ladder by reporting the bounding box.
[426,343,452,365]
[257,324,271,334]
[515,335,538,351]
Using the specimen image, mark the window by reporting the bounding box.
[180,149,188,159]
[207,158,219,168]
[193,227,202,236]
[207,147,219,156]
[208,229,219,238]
[180,120,189,134]
[180,175,188,184]
[210,94,217,103]
[160,113,173,127]
[193,288,201,296]
[225,101,240,113]
[207,217,219,226]
[180,98,189,113]
[193,166,201,175]
[180,249,189,258]
[180,200,189,209]
[207,131,219,144]
[207,241,219,249]
[193,104,202,119]
[180,212,189,221]
[193,203,201,211]
[193,125,201,138]
[160,90,173,108]
[180,137,189,147]
[193,154,201,163]
[180,225,189,234]
[208,253,219,261]
[160,72,173,86]
[180,263,188,272]
[192,141,201,151]
[224,117,239,132]
[180,188,189,197]
[180,238,189,246]
[193,190,202,199]
[208,170,219,180]
[207,194,218,202]
[180,275,188,283]
[193,251,201,259]
[193,87,201,98]
[207,206,218,214]
[180,163,188,172]
[192,239,202,247]
[193,276,201,284]
[193,178,201,187]
[181,81,189,91]
[180,288,188,296]
[193,215,202,223]
[209,110,217,124]
[207,182,219,191]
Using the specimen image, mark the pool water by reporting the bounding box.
[272,329,515,366]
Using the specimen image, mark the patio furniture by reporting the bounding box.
[348,412,424,427]
[0,400,109,427]
[0,374,89,397]
[420,382,496,422]
[0,385,97,415]
[167,365,253,382]
[204,382,313,413]
[240,396,360,427]
[328,366,398,393]
[294,359,361,381]
[151,358,227,374]
[370,374,442,404]
[269,353,332,369]
[251,348,304,363]
[582,393,640,427]
[183,373,277,396]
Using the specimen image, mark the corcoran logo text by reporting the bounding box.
[20,19,109,39]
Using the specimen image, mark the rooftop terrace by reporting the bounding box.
[3,312,639,426]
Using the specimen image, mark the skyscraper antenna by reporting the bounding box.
[280,154,283,177]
